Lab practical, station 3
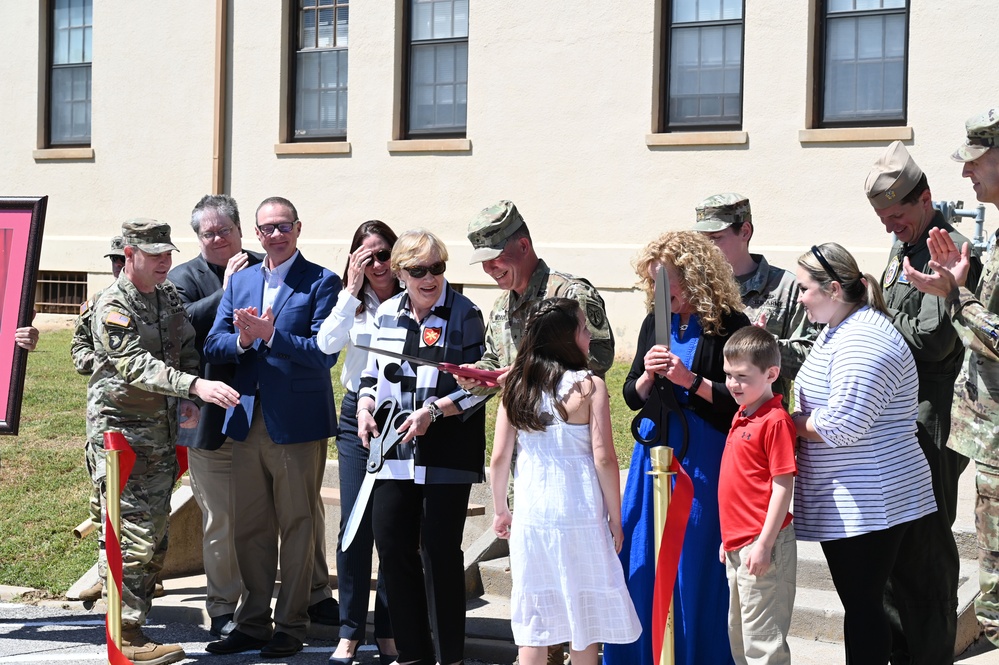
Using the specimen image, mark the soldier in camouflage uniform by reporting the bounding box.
[462,200,614,381]
[460,200,614,665]
[70,235,126,603]
[693,193,816,403]
[866,141,982,664]
[904,107,999,648]
[88,220,239,664]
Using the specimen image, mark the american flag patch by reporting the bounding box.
[80,301,89,315]
[106,311,131,327]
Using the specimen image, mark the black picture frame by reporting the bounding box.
[0,196,48,435]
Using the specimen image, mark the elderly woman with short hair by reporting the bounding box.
[356,229,487,665]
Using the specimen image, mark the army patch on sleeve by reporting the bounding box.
[80,300,89,315]
[106,311,132,328]
[586,302,605,329]
[108,329,125,350]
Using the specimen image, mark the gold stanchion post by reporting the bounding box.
[105,447,122,659]
[649,446,675,665]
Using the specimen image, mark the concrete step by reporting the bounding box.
[479,556,513,599]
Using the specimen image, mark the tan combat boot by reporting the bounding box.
[120,624,185,665]
[77,580,103,602]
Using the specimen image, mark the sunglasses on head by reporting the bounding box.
[369,249,392,263]
[402,261,446,278]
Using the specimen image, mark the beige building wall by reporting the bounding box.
[2,1,997,356]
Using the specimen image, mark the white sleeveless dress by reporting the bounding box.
[509,370,642,650]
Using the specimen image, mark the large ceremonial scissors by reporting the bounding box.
[630,265,690,461]
[354,344,504,387]
[341,399,413,551]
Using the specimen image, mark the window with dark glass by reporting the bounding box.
[406,0,468,137]
[49,0,92,146]
[663,0,744,131]
[816,0,907,126]
[293,0,348,140]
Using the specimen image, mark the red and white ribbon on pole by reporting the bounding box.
[651,456,693,665]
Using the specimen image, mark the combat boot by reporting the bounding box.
[120,624,185,665]
[77,580,103,602]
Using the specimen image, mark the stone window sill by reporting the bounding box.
[387,138,471,153]
[274,142,351,155]
[33,147,95,160]
[798,127,913,143]
[646,131,748,147]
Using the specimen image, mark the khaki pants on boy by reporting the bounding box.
[725,523,797,665]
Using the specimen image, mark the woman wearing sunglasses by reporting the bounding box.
[355,229,488,665]
[792,243,935,665]
[318,220,402,664]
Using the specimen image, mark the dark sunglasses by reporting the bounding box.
[402,261,446,278]
[257,222,297,235]
[810,245,843,284]
[369,249,392,263]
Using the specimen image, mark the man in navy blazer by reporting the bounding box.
[169,194,263,638]
[203,196,341,658]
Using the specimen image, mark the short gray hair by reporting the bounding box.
[191,194,241,234]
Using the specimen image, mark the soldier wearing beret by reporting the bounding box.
[904,107,999,648]
[88,220,239,664]
[70,235,129,604]
[694,193,815,403]
[865,141,981,663]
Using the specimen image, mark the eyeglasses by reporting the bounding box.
[402,261,446,278]
[257,221,297,236]
[199,225,235,241]
[810,245,844,284]
[371,249,392,263]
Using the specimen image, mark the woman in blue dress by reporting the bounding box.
[604,231,749,665]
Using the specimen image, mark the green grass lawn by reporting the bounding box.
[0,329,639,595]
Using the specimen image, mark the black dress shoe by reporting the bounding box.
[205,628,268,654]
[209,613,235,638]
[327,655,353,665]
[308,597,341,626]
[261,631,304,658]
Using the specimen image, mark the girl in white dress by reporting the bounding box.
[491,298,642,665]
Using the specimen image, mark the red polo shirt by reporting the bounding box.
[718,394,797,551]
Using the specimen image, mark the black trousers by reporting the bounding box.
[335,391,392,642]
[372,478,471,664]
[822,523,909,665]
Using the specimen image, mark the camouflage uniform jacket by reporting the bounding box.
[89,274,200,446]
[738,254,816,401]
[475,258,614,385]
[883,212,982,449]
[71,289,107,375]
[946,230,999,467]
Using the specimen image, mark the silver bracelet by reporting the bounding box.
[427,402,443,423]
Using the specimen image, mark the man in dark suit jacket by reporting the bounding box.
[168,194,262,638]
[203,196,341,659]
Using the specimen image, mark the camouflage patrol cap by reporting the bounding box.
[865,141,923,210]
[121,219,179,254]
[103,236,125,259]
[693,193,751,232]
[467,200,526,263]
[952,107,999,163]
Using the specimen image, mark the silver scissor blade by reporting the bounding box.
[654,266,672,349]
[341,473,376,552]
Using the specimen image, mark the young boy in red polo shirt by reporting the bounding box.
[719,326,797,665]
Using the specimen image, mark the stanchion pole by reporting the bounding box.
[105,446,122,660]
[649,446,675,665]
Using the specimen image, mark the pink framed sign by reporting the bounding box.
[0,196,47,435]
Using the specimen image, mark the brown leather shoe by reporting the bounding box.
[77,580,103,602]
[120,625,186,665]
[547,643,569,665]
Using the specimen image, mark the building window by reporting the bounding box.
[49,0,92,146]
[292,0,349,140]
[405,0,468,137]
[816,0,907,127]
[36,271,88,315]
[662,0,744,131]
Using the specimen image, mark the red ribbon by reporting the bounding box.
[103,431,136,665]
[175,445,188,480]
[651,455,694,665]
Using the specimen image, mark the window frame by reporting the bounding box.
[287,0,350,143]
[45,0,93,148]
[811,0,909,129]
[658,0,746,133]
[401,0,469,140]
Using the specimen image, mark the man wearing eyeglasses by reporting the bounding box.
[865,141,981,664]
[203,196,342,658]
[168,194,262,638]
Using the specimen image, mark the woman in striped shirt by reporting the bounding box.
[791,243,935,665]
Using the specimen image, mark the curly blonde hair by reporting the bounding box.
[634,230,744,336]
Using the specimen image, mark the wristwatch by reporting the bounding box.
[426,402,443,423]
